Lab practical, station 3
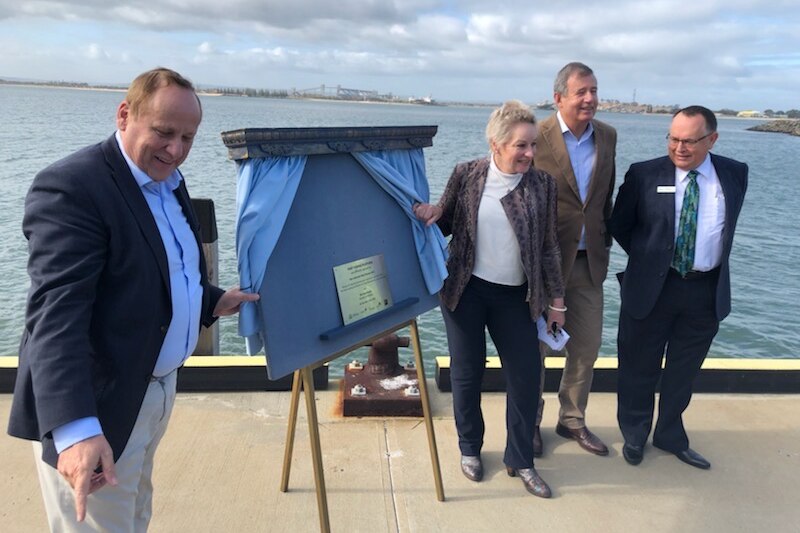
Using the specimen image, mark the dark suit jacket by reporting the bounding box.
[8,134,224,467]
[436,158,564,319]
[610,154,748,321]
[534,114,617,286]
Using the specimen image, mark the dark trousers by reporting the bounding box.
[441,276,541,469]
[617,269,720,452]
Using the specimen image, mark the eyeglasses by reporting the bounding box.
[666,133,712,146]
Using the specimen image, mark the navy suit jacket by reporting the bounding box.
[8,134,224,467]
[610,153,748,321]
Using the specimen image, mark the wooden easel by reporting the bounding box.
[279,318,445,533]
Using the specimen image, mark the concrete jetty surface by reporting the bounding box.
[2,387,799,532]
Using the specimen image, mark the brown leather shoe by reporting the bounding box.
[533,426,543,458]
[555,422,609,456]
[461,455,483,481]
[506,466,552,498]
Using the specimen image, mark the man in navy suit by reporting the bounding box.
[8,68,258,529]
[610,105,747,469]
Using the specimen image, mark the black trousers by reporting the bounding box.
[441,276,541,469]
[617,269,720,452]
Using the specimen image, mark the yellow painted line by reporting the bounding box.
[699,358,800,370]
[3,355,799,371]
[0,355,268,369]
[183,356,266,367]
[435,355,800,371]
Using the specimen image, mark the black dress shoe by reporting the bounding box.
[674,448,711,470]
[461,455,483,481]
[533,426,543,458]
[622,443,644,465]
[555,423,609,456]
[506,466,552,498]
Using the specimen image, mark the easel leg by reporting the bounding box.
[280,369,302,492]
[302,366,331,533]
[409,319,446,501]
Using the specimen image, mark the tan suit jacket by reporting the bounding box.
[534,114,617,286]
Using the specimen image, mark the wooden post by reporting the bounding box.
[191,198,219,355]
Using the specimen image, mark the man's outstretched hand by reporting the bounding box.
[213,286,260,317]
[57,434,117,522]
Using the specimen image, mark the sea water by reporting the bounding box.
[1,85,797,377]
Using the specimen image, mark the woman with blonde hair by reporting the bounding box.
[414,100,565,498]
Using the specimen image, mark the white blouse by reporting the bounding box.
[472,156,526,285]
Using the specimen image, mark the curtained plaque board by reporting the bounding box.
[222,127,440,379]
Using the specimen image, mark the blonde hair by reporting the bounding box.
[125,67,200,117]
[485,100,536,147]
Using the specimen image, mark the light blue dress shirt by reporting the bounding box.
[556,111,596,250]
[52,132,202,453]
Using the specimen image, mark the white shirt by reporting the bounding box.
[674,154,726,271]
[472,157,525,285]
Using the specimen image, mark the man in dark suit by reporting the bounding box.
[533,62,617,457]
[610,105,748,469]
[8,68,258,529]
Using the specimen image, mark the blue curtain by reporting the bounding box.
[352,149,448,295]
[235,148,448,355]
[235,156,307,354]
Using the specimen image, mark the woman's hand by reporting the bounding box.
[412,202,442,226]
[546,299,566,330]
[546,309,565,330]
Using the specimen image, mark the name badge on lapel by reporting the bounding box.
[657,185,676,193]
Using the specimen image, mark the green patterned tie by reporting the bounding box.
[672,170,699,276]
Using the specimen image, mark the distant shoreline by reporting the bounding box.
[0,80,786,116]
[0,81,126,93]
[0,80,477,107]
[0,81,230,96]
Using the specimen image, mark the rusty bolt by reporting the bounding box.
[404,385,420,397]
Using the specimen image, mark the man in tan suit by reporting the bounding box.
[533,62,617,456]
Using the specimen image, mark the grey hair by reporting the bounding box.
[485,100,536,147]
[554,62,594,96]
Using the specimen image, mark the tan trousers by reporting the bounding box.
[34,371,177,533]
[537,255,603,429]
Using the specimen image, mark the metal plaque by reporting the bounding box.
[333,254,393,326]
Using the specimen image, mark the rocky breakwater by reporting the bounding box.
[747,119,800,137]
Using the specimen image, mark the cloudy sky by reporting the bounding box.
[1,0,798,110]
